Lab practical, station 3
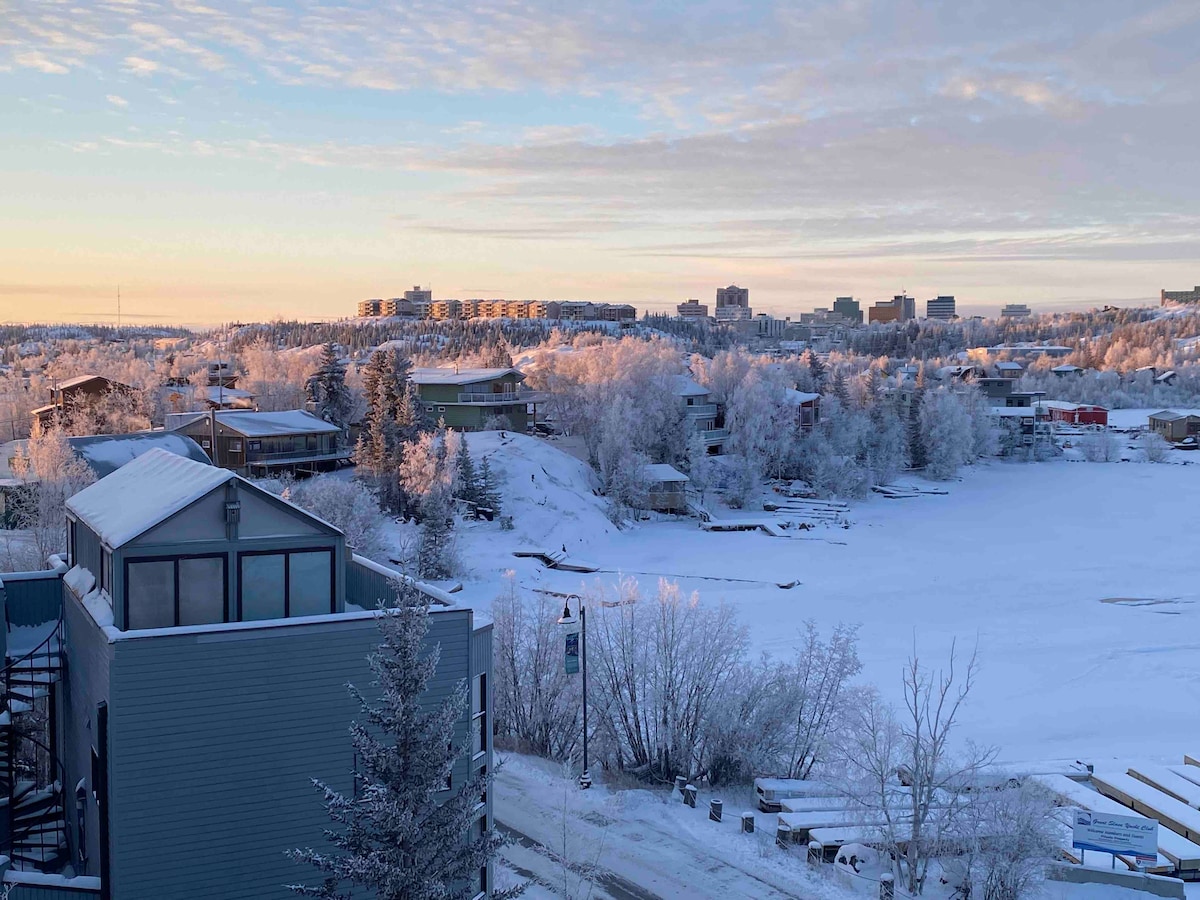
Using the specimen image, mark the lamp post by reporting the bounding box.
[557,597,591,789]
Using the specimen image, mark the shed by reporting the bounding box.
[640,464,689,513]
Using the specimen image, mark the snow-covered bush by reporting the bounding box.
[1140,432,1171,463]
[1078,431,1121,462]
[286,476,388,561]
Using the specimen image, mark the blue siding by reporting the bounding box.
[2,880,102,899]
[72,522,103,585]
[105,609,476,899]
[1,570,63,628]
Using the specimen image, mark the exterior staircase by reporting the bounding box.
[1,617,69,872]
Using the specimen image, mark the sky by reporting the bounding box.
[1,0,1198,326]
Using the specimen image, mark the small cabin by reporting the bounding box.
[32,374,136,428]
[640,464,689,513]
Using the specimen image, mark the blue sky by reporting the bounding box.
[1,0,1198,325]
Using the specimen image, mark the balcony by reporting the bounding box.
[684,403,718,418]
[456,391,523,404]
[700,428,729,444]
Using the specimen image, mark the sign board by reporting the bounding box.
[1072,810,1158,864]
[564,632,579,675]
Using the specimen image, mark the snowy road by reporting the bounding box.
[495,756,850,900]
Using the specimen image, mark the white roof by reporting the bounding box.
[995,361,1024,370]
[672,375,709,397]
[56,374,123,390]
[409,367,522,386]
[642,463,688,484]
[784,389,821,405]
[200,386,254,402]
[1052,364,1083,372]
[205,410,339,436]
[66,447,234,548]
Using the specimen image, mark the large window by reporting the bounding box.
[125,554,227,630]
[238,548,333,621]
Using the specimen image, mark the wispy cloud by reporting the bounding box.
[105,93,128,108]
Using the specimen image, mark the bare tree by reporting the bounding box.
[10,427,95,567]
[843,642,995,895]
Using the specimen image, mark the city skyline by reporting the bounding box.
[2,1,1198,325]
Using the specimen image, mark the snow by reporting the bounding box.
[783,389,821,405]
[63,564,94,597]
[641,463,688,484]
[408,366,522,386]
[66,447,232,548]
[68,432,211,476]
[672,375,710,397]
[452,443,1200,764]
[206,409,340,436]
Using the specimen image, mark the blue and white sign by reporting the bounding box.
[1072,810,1158,864]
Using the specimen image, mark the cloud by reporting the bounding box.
[123,55,159,75]
[13,51,70,74]
[106,94,129,108]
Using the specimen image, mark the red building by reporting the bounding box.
[1044,402,1108,427]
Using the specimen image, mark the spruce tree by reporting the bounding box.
[355,349,411,513]
[289,583,500,899]
[306,342,354,435]
[454,437,481,507]
[478,457,501,515]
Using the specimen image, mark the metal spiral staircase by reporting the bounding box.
[0,617,69,872]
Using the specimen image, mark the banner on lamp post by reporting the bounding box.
[564,632,580,674]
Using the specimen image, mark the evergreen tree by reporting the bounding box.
[306,342,354,435]
[289,584,500,899]
[831,370,850,406]
[454,436,481,507]
[908,381,927,470]
[805,350,827,390]
[356,349,411,513]
[478,457,502,514]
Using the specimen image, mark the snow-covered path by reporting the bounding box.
[495,755,855,900]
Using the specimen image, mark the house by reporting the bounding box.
[783,389,821,429]
[990,406,1054,453]
[640,464,689,512]
[0,448,493,898]
[976,378,1045,408]
[994,361,1024,378]
[168,410,349,476]
[409,367,533,432]
[32,375,136,429]
[1051,364,1085,377]
[1149,411,1200,442]
[1039,401,1109,427]
[673,375,726,454]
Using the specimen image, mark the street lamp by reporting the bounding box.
[557,597,591,790]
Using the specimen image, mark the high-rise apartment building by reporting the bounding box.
[1161,286,1200,306]
[926,295,956,320]
[1000,303,1032,318]
[678,299,709,318]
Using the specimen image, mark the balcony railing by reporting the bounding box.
[701,428,729,444]
[684,403,718,418]
[456,391,524,404]
[241,447,352,464]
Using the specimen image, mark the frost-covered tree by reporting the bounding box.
[842,643,993,895]
[478,456,502,514]
[10,426,96,566]
[259,476,387,562]
[453,437,482,508]
[356,348,425,513]
[919,387,973,479]
[306,343,354,437]
[949,782,1059,900]
[1079,431,1121,462]
[289,584,500,899]
[1140,431,1171,463]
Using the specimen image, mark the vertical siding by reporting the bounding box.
[2,881,102,899]
[106,609,475,900]
[62,586,113,876]
[73,524,103,585]
[1,570,64,628]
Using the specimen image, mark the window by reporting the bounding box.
[248,439,261,451]
[125,554,227,629]
[67,519,76,566]
[438,406,446,413]
[75,784,87,869]
[101,551,112,595]
[238,548,334,621]
[229,439,243,452]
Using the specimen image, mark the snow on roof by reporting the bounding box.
[672,375,709,397]
[1051,364,1083,372]
[995,361,1024,370]
[783,389,821,405]
[200,385,254,402]
[408,367,523,386]
[66,447,234,548]
[56,374,126,390]
[641,463,688,484]
[209,410,339,436]
[68,432,212,477]
[1150,410,1183,420]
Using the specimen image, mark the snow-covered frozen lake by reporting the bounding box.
[452,432,1200,766]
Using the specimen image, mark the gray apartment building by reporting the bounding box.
[0,448,493,899]
[832,297,862,324]
[1161,285,1200,306]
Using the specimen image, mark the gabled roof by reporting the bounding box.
[783,389,821,405]
[1150,410,1182,421]
[409,367,524,386]
[67,447,234,548]
[1051,364,1083,372]
[995,361,1024,370]
[56,374,131,391]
